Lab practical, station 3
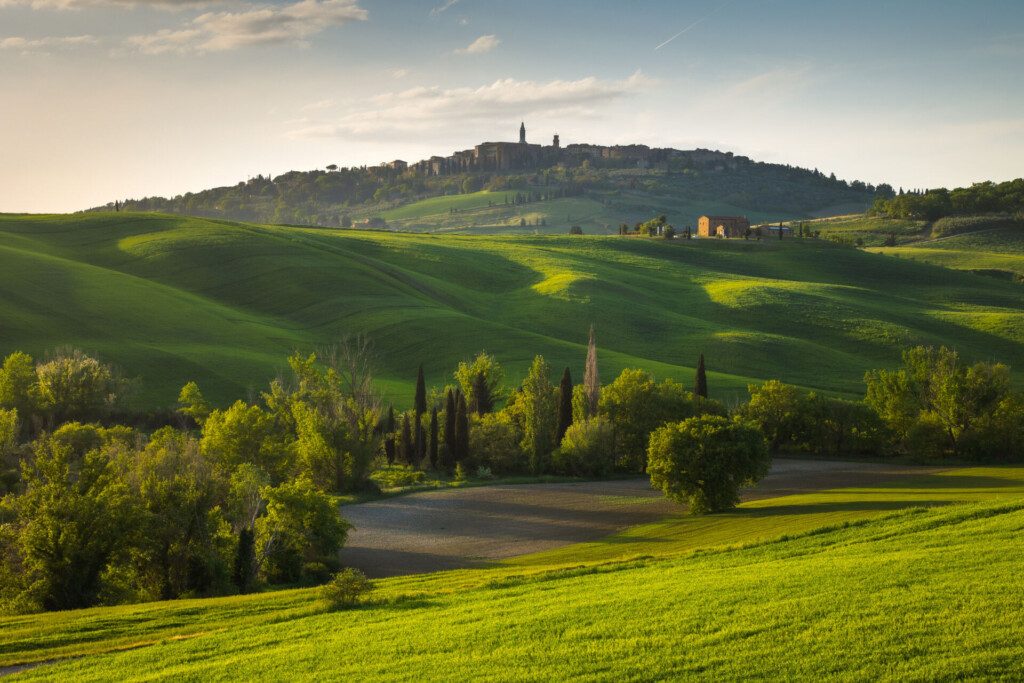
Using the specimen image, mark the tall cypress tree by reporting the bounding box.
[557,366,573,444]
[442,388,456,472]
[472,370,493,415]
[414,418,425,466]
[584,325,600,417]
[414,365,427,416]
[694,353,708,399]
[428,406,439,470]
[233,527,256,595]
[384,405,396,463]
[455,391,470,464]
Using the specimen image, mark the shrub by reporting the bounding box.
[647,415,770,513]
[475,466,494,480]
[468,411,525,474]
[552,417,615,477]
[453,462,467,482]
[320,568,372,610]
[370,465,425,489]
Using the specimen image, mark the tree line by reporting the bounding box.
[870,179,1024,222]
[2,335,1021,614]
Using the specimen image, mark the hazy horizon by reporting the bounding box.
[2,0,1022,213]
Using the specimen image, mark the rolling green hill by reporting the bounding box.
[2,212,1023,409]
[4,466,1023,680]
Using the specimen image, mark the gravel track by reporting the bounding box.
[341,459,939,577]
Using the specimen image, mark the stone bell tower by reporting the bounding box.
[519,121,526,144]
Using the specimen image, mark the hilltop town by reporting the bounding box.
[383,123,751,176]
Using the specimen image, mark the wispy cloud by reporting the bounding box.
[288,71,656,139]
[390,67,409,79]
[455,33,498,55]
[429,0,459,16]
[0,34,99,50]
[655,0,732,50]
[723,66,813,98]
[125,0,367,53]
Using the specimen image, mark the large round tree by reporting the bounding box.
[647,415,770,513]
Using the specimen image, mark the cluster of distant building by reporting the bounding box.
[379,123,750,176]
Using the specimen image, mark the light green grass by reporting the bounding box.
[3,466,1023,679]
[2,212,1024,408]
[870,228,1024,280]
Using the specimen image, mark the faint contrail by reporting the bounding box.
[655,0,733,50]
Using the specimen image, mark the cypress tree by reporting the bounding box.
[233,528,256,594]
[414,365,427,416]
[400,414,413,465]
[557,366,573,444]
[414,418,425,466]
[429,406,439,470]
[442,388,456,472]
[455,391,470,464]
[472,370,492,415]
[694,353,708,399]
[583,325,600,417]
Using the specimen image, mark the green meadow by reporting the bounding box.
[2,212,1024,408]
[3,466,1023,680]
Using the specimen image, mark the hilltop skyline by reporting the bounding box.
[2,0,1023,212]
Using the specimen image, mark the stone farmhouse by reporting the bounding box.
[697,215,751,238]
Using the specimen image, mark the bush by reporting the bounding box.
[475,466,494,480]
[320,568,372,610]
[552,417,615,477]
[370,465,425,489]
[468,411,525,474]
[647,415,770,513]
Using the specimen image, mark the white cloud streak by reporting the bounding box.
[0,34,99,49]
[288,71,656,139]
[0,0,215,8]
[125,0,367,53]
[455,33,498,55]
[429,0,459,16]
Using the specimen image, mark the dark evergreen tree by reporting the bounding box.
[414,418,425,466]
[694,353,708,399]
[428,406,439,470]
[471,370,493,415]
[414,365,427,416]
[232,528,256,594]
[557,366,573,444]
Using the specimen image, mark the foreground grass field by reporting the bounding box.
[3,466,1023,680]
[2,212,1023,408]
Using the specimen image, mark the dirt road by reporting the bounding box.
[340,459,938,577]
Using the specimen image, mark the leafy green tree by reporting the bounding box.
[647,416,770,513]
[694,354,708,399]
[469,410,525,474]
[599,369,705,472]
[255,476,350,585]
[0,408,20,493]
[201,401,288,479]
[4,435,134,610]
[865,346,1010,456]
[516,355,557,475]
[0,352,37,428]
[177,381,212,426]
[553,417,615,477]
[455,353,504,413]
[233,527,257,594]
[123,428,229,600]
[740,380,806,451]
[34,349,121,427]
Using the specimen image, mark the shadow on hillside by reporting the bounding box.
[743,499,952,517]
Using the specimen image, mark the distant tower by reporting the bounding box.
[553,134,560,149]
[519,121,526,144]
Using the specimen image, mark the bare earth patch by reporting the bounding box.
[341,459,941,577]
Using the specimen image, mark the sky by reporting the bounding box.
[1,0,1022,213]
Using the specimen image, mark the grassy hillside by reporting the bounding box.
[371,188,779,235]
[2,212,1024,408]
[4,466,1023,679]
[804,213,1024,280]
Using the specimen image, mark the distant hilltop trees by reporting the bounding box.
[871,178,1024,222]
[98,127,889,228]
